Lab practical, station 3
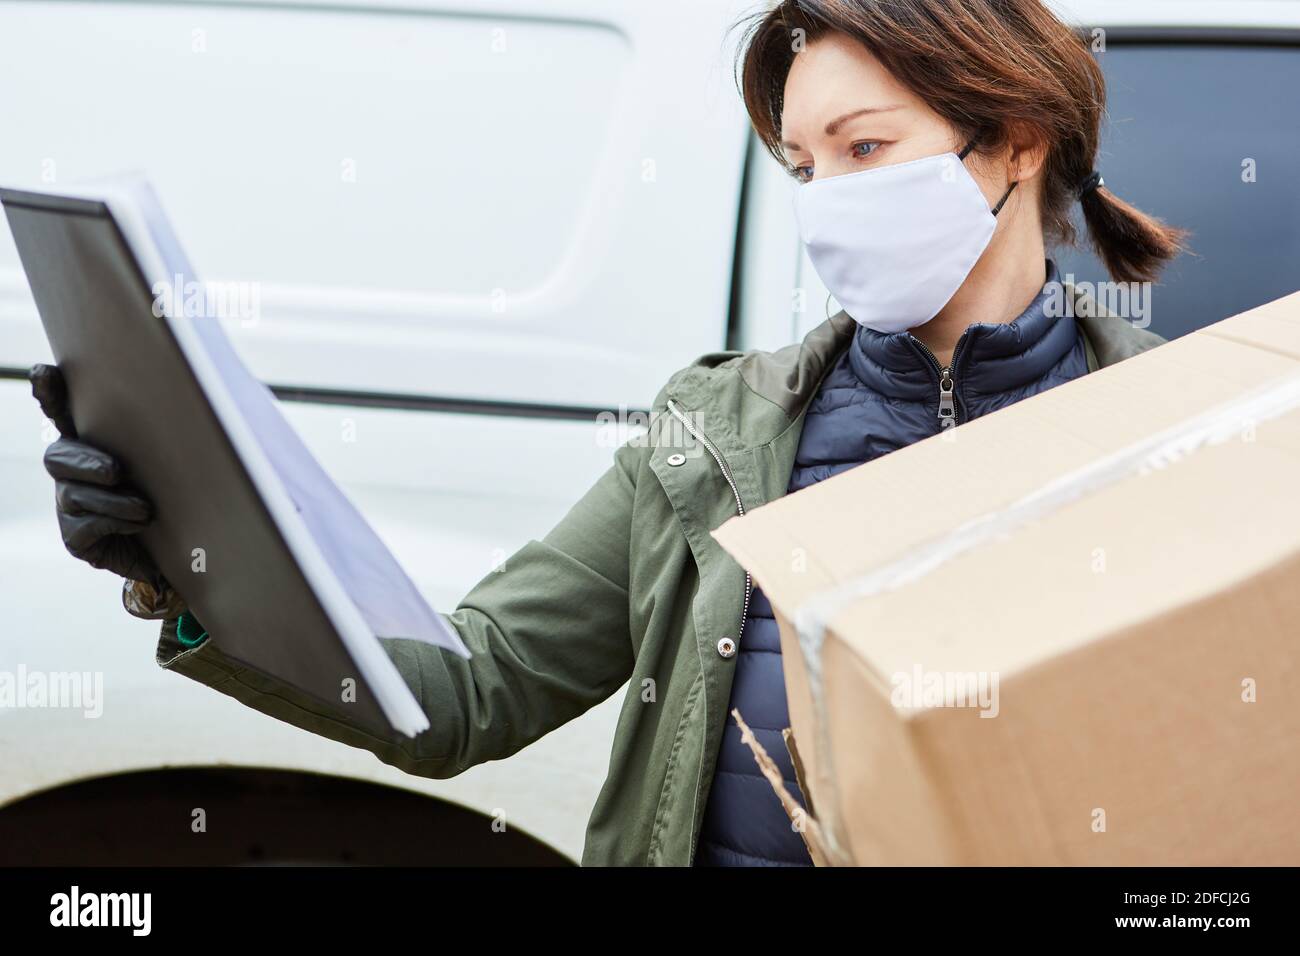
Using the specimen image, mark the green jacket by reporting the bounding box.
[153,296,1164,866]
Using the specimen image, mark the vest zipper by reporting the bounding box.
[665,399,752,636]
[910,332,971,428]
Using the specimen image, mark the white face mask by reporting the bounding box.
[793,142,1016,334]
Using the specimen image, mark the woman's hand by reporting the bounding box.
[31,363,160,586]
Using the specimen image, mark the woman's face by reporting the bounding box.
[779,32,1005,203]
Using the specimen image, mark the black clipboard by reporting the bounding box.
[2,180,466,737]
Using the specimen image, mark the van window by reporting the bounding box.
[1055,42,1300,338]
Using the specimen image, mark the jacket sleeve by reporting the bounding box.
[153,436,645,779]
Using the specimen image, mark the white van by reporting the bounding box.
[1,0,1297,863]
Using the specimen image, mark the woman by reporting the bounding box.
[32,0,1183,866]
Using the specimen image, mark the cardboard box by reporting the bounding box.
[712,292,1300,866]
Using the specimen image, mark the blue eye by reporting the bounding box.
[790,142,879,183]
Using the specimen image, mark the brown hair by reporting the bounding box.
[735,0,1188,283]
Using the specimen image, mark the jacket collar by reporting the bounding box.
[847,260,1078,401]
[665,279,1165,468]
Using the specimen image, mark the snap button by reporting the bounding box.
[667,453,687,467]
[716,637,737,659]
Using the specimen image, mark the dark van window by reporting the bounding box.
[1054,42,1300,339]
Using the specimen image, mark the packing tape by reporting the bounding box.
[790,370,1300,863]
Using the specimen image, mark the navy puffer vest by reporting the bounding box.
[695,261,1088,866]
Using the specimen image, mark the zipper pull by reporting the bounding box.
[938,369,956,428]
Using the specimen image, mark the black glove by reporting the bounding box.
[31,363,162,587]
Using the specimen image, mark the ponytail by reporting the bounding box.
[1078,179,1189,284]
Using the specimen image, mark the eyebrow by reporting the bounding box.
[780,105,905,151]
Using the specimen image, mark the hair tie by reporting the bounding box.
[1078,170,1104,200]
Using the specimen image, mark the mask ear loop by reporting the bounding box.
[958,139,1019,217]
[991,180,1018,217]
